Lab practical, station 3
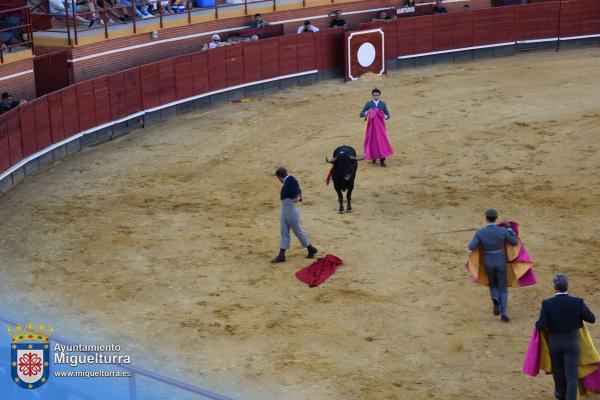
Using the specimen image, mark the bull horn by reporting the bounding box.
[326,157,337,163]
[350,155,365,161]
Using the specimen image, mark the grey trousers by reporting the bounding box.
[279,199,310,249]
[483,257,509,316]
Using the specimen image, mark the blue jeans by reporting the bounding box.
[121,0,144,17]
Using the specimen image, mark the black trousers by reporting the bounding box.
[548,331,580,400]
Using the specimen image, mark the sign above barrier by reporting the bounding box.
[345,29,385,82]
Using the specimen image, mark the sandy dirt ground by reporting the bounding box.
[1,48,600,399]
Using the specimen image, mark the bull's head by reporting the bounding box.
[326,151,364,181]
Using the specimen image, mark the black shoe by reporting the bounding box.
[501,315,509,322]
[492,299,500,316]
[306,245,318,259]
[88,18,97,28]
[271,254,285,263]
[380,161,387,167]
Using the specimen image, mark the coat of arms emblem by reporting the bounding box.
[8,323,53,390]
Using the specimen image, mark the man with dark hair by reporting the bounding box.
[297,20,319,33]
[272,167,318,263]
[433,0,448,13]
[468,208,518,321]
[372,10,397,22]
[536,275,596,400]
[330,10,347,28]
[360,88,392,166]
[249,13,268,28]
[0,92,25,114]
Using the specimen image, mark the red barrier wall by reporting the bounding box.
[1,0,599,185]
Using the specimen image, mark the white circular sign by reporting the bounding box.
[357,42,376,67]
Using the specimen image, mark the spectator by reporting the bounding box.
[330,10,346,28]
[133,0,152,18]
[172,0,186,13]
[249,13,268,28]
[116,0,147,19]
[433,0,448,13]
[208,33,225,49]
[228,32,242,44]
[297,20,319,33]
[49,0,93,25]
[0,92,25,114]
[77,0,106,26]
[405,0,415,6]
[147,0,171,15]
[96,0,130,23]
[241,33,259,42]
[462,3,470,11]
[372,10,397,22]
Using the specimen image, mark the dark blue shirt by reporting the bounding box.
[280,175,301,200]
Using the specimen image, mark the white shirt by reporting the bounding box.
[556,292,568,295]
[298,25,319,34]
[283,175,290,183]
[373,99,379,106]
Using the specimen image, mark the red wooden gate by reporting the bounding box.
[33,50,70,97]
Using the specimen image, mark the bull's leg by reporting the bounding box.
[346,187,353,213]
[336,189,344,213]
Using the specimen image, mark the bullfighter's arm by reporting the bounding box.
[381,102,390,120]
[535,301,548,331]
[505,229,518,246]
[359,102,371,118]
[582,300,596,324]
[468,231,480,251]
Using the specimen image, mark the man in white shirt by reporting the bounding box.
[297,20,319,34]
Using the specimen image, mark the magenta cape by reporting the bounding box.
[295,254,343,287]
[363,108,394,160]
[523,327,600,396]
[465,221,537,287]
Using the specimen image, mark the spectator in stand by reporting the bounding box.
[372,10,397,22]
[297,20,319,33]
[147,0,172,15]
[330,10,346,28]
[172,0,186,13]
[96,0,130,23]
[405,0,415,6]
[116,0,147,19]
[228,32,243,44]
[77,0,108,26]
[0,92,26,114]
[433,0,448,13]
[208,34,226,49]
[49,0,94,25]
[249,13,268,28]
[133,0,152,18]
[462,3,470,11]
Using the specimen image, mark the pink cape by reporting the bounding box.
[523,327,600,396]
[295,254,343,287]
[465,220,537,287]
[364,108,394,160]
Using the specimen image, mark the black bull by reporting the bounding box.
[326,145,364,213]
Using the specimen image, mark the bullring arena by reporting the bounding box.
[1,0,600,399]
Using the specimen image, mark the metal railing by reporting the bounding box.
[31,0,343,45]
[0,5,34,63]
[0,313,235,400]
